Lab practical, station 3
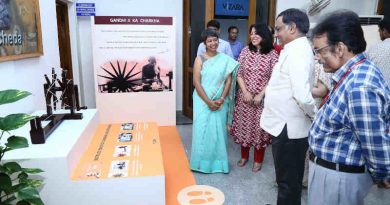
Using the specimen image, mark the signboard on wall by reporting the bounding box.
[215,0,249,17]
[76,3,95,16]
[92,16,176,125]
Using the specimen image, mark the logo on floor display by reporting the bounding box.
[177,185,225,205]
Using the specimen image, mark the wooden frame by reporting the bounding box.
[182,0,192,118]
[376,0,384,15]
[268,0,277,27]
[248,0,256,41]
[205,0,215,27]
[56,0,73,80]
[0,0,43,62]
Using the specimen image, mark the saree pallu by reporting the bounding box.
[190,53,239,173]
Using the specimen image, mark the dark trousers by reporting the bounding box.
[241,146,266,163]
[272,125,308,205]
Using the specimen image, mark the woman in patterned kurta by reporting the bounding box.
[230,24,278,172]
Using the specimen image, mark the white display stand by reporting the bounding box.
[2,109,165,205]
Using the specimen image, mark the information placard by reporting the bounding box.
[92,16,176,125]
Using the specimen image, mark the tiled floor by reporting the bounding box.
[176,113,390,205]
[176,111,192,125]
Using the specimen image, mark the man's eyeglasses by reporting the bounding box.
[313,45,331,55]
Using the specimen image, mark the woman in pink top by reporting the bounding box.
[230,24,279,172]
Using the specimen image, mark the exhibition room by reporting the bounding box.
[0,0,389,204]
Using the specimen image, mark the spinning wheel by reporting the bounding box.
[98,61,142,93]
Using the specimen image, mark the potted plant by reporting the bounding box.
[0,89,44,205]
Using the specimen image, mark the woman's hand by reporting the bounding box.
[215,97,225,107]
[243,91,253,104]
[207,100,220,111]
[312,80,329,98]
[253,93,264,106]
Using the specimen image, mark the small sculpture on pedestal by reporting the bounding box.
[29,68,87,144]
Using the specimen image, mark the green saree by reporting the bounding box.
[190,53,239,173]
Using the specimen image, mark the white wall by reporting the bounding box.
[0,0,80,116]
[76,0,183,110]
[276,0,378,26]
[275,0,381,49]
[0,0,79,116]
[67,1,81,87]
[76,18,95,107]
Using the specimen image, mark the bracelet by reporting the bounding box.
[220,96,225,101]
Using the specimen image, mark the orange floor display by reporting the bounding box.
[159,126,196,205]
[72,122,164,180]
[71,123,195,204]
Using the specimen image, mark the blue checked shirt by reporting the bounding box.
[309,53,390,182]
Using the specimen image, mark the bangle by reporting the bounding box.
[220,97,225,101]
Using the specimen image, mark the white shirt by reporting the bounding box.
[260,37,315,139]
[367,38,390,84]
[197,38,234,58]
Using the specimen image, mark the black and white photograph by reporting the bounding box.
[121,123,134,131]
[118,132,132,142]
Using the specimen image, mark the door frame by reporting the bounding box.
[56,0,73,80]
[182,0,277,118]
[182,0,192,118]
[268,0,277,27]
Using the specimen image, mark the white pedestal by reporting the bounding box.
[2,109,165,205]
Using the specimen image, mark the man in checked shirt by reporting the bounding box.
[309,10,390,205]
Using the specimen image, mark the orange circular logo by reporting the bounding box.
[177,185,225,205]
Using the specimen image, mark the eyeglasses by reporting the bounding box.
[313,45,331,55]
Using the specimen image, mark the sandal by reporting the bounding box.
[252,162,262,172]
[237,158,248,167]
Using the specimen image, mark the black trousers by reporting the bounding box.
[272,125,308,205]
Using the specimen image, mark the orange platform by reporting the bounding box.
[71,123,195,204]
[159,126,196,205]
[72,122,164,180]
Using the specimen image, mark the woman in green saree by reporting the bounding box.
[190,28,239,173]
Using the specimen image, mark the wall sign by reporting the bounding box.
[76,3,95,16]
[215,0,249,17]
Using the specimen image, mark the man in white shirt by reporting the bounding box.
[260,9,315,205]
[196,20,234,58]
[367,18,390,84]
